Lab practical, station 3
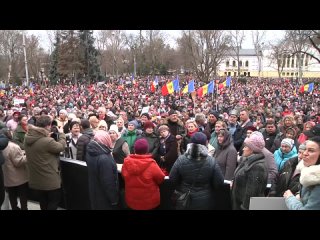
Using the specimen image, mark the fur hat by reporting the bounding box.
[128,120,138,129]
[190,132,207,146]
[134,138,149,154]
[168,109,178,116]
[229,109,238,116]
[244,131,265,153]
[143,121,154,130]
[281,138,294,149]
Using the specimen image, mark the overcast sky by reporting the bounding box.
[27,30,285,52]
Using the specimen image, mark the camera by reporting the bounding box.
[51,125,59,142]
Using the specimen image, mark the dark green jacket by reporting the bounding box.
[13,124,27,150]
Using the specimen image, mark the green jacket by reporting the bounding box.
[24,125,66,191]
[13,124,27,150]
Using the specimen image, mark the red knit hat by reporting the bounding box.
[134,139,149,154]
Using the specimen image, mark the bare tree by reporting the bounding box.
[0,30,23,85]
[178,30,230,83]
[229,30,245,78]
[251,30,266,79]
[268,39,288,78]
[285,30,311,84]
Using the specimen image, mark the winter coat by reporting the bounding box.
[2,141,28,187]
[270,156,301,197]
[231,124,246,152]
[169,143,224,210]
[285,165,320,210]
[158,133,178,173]
[86,140,119,210]
[161,118,185,137]
[12,124,27,150]
[0,134,9,165]
[136,132,160,161]
[76,128,94,161]
[24,124,66,191]
[122,129,142,153]
[122,154,165,210]
[214,131,237,181]
[274,147,298,172]
[261,148,278,184]
[112,138,129,164]
[260,128,278,153]
[231,153,268,210]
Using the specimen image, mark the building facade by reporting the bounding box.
[217,49,320,78]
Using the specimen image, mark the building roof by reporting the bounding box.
[228,49,257,56]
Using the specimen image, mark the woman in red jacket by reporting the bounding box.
[122,139,165,210]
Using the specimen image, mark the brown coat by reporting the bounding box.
[24,125,66,190]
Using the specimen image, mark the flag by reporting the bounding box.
[226,76,231,87]
[151,81,156,93]
[161,84,169,96]
[182,80,195,94]
[172,79,180,91]
[29,83,34,95]
[300,82,314,93]
[197,81,214,97]
[167,81,174,94]
[154,76,159,86]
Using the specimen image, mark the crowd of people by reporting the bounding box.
[0,75,319,210]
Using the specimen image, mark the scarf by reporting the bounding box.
[93,130,113,149]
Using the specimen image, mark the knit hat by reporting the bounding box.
[128,120,138,129]
[141,112,151,120]
[134,138,149,154]
[168,109,178,116]
[299,143,307,151]
[209,110,220,119]
[109,124,120,137]
[244,131,265,153]
[143,121,154,130]
[281,138,294,149]
[59,109,68,115]
[190,132,207,146]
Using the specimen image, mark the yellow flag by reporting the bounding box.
[167,82,174,94]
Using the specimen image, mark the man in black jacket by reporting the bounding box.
[76,119,94,161]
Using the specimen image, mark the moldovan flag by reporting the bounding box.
[197,81,214,97]
[219,77,231,89]
[299,82,314,93]
[182,80,195,94]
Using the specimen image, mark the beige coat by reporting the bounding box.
[2,141,28,187]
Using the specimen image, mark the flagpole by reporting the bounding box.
[211,80,214,102]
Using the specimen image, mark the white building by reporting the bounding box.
[217,49,320,78]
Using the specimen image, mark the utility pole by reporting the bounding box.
[23,31,29,86]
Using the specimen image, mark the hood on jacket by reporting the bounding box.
[185,143,208,161]
[24,124,49,146]
[300,164,320,187]
[124,154,154,175]
[217,130,232,150]
[87,140,111,157]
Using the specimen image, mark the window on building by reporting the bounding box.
[305,56,309,66]
[295,72,298,76]
[224,72,227,76]
[226,61,229,67]
[291,59,294,68]
[244,72,247,76]
[248,72,250,77]
[282,72,285,76]
[233,72,237,77]
[245,61,249,67]
[228,72,231,76]
[232,61,236,67]
[287,58,290,68]
[286,72,290,76]
[291,72,294,76]
[239,61,242,67]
